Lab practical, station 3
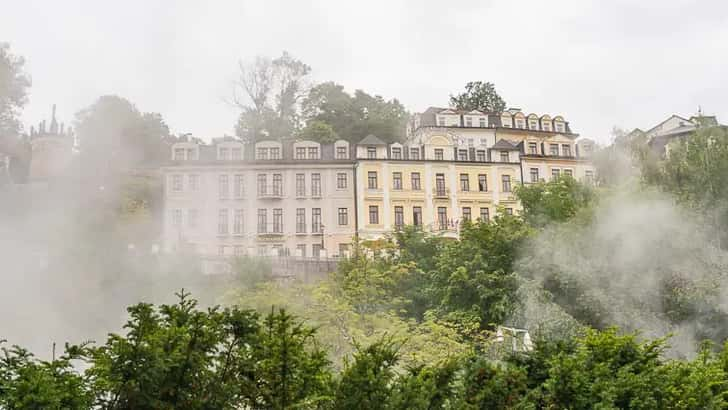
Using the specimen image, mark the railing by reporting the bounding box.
[257,185,284,198]
[256,223,284,235]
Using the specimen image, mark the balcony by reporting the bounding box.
[434,188,449,199]
[257,223,284,239]
[257,186,284,199]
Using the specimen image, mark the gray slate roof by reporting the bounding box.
[491,139,520,150]
[358,134,387,145]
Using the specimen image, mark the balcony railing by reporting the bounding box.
[257,223,284,236]
[257,185,284,199]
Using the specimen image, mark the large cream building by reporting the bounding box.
[162,107,595,259]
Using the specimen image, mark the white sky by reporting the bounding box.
[4,0,728,143]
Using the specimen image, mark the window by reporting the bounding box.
[479,117,486,127]
[234,175,244,198]
[465,117,472,127]
[516,119,525,129]
[336,146,348,159]
[555,122,565,132]
[257,209,267,233]
[308,146,319,159]
[564,169,573,177]
[542,122,552,132]
[410,148,420,160]
[337,173,347,189]
[411,172,421,190]
[257,174,266,196]
[500,151,509,162]
[296,147,306,159]
[218,209,229,235]
[296,174,305,196]
[502,175,512,192]
[312,244,322,258]
[231,148,242,160]
[585,170,594,185]
[174,148,184,160]
[270,147,281,159]
[188,209,198,229]
[392,172,402,190]
[233,209,243,234]
[172,175,183,192]
[338,208,348,225]
[458,150,468,161]
[528,142,538,155]
[173,209,183,228]
[394,206,404,227]
[273,174,283,196]
[257,147,268,160]
[186,148,196,160]
[562,144,572,157]
[369,205,379,224]
[437,116,446,126]
[368,171,378,189]
[529,120,539,130]
[338,243,349,257]
[437,207,448,230]
[312,208,322,233]
[460,174,469,191]
[462,207,472,222]
[219,147,229,160]
[273,209,283,233]
[476,150,486,162]
[434,148,444,160]
[311,173,321,196]
[391,147,402,159]
[530,168,539,183]
[188,174,199,191]
[480,207,490,222]
[478,174,487,191]
[219,175,229,199]
[367,147,377,159]
[296,244,306,257]
[505,208,513,215]
[413,206,422,226]
[552,169,561,180]
[435,174,446,196]
[549,144,559,156]
[296,208,306,233]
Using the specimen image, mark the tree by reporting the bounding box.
[515,175,595,228]
[234,51,311,142]
[0,42,31,138]
[449,81,506,113]
[74,95,171,179]
[301,81,408,143]
[299,120,338,143]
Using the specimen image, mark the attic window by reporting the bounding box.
[367,147,377,159]
[437,116,446,126]
[465,117,473,127]
[479,117,487,127]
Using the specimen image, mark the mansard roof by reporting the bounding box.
[491,139,520,150]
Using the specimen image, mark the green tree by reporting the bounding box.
[515,175,595,228]
[234,51,311,142]
[0,42,31,137]
[449,81,506,113]
[454,357,529,409]
[301,82,408,143]
[333,338,400,409]
[299,119,338,143]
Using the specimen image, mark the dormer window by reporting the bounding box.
[515,119,525,129]
[479,117,486,127]
[257,147,268,160]
[219,147,230,160]
[529,120,539,130]
[542,123,552,132]
[476,150,486,162]
[465,117,473,127]
[367,147,377,159]
[307,147,319,159]
[500,151,509,162]
[296,147,306,159]
[555,122,564,132]
[270,147,281,159]
[391,147,402,159]
[231,148,242,160]
[336,146,347,159]
[434,148,444,160]
[174,148,185,160]
[528,142,538,155]
[409,148,420,160]
[458,150,468,161]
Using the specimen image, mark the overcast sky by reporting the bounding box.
[4,0,728,143]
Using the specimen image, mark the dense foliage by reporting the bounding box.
[449,81,506,113]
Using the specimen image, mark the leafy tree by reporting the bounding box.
[515,175,596,228]
[301,82,408,143]
[299,120,338,143]
[449,81,506,113]
[0,42,31,137]
[333,338,400,409]
[234,51,311,142]
[74,95,171,178]
[454,357,529,409]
